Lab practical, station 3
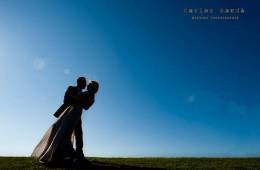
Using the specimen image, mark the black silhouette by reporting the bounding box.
[53,77,87,159]
[31,78,99,165]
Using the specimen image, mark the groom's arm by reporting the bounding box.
[53,104,67,118]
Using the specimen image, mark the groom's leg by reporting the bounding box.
[74,119,84,158]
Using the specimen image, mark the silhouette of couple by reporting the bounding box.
[31,77,99,164]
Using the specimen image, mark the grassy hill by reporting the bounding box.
[0,157,260,170]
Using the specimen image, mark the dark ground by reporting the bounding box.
[0,157,260,170]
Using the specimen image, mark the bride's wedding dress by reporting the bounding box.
[31,104,83,163]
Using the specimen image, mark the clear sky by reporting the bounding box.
[0,0,260,157]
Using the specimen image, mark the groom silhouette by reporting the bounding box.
[53,77,87,159]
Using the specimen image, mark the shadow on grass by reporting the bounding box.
[43,159,165,170]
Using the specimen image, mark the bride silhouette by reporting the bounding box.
[31,81,99,164]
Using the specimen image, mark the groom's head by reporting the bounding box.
[77,77,87,89]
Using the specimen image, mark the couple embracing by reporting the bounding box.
[31,77,99,164]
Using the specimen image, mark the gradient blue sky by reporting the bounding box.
[1,0,260,157]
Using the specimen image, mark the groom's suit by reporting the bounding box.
[53,86,83,153]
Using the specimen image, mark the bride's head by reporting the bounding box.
[87,80,99,94]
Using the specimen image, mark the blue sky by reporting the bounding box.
[0,0,260,157]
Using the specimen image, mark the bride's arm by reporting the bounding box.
[83,98,94,110]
